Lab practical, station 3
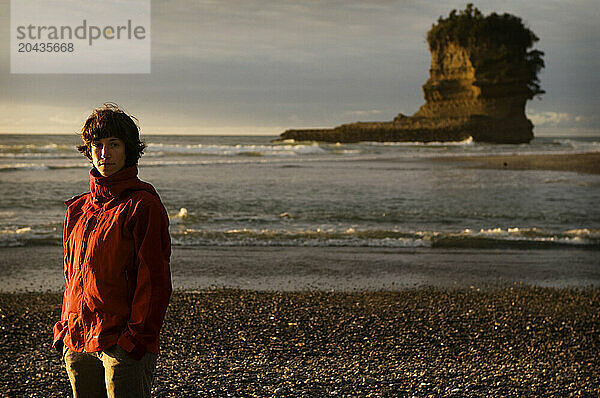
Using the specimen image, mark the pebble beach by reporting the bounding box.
[1,287,599,397]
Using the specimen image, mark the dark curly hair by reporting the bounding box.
[77,103,146,167]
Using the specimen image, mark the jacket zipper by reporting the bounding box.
[79,216,96,350]
[79,216,96,264]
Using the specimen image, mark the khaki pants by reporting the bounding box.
[64,345,157,398]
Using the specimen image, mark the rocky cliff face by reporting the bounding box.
[279,29,537,144]
[410,42,533,142]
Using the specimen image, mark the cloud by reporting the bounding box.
[528,111,597,127]
[342,109,382,118]
[528,111,572,126]
[2,1,600,135]
[49,113,82,126]
[150,0,430,63]
[528,110,599,136]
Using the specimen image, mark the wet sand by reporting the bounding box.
[1,246,599,292]
[1,288,598,396]
[434,152,600,174]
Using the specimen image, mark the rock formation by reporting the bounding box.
[278,5,544,144]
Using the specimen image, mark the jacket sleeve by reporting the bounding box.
[118,195,172,360]
[52,206,72,351]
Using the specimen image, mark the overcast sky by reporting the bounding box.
[0,0,598,136]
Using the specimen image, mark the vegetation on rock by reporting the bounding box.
[427,4,544,99]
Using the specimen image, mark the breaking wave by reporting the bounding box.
[0,226,62,247]
[145,142,328,157]
[0,143,74,154]
[168,226,600,249]
[365,137,474,146]
[3,218,598,250]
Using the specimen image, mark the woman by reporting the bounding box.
[53,103,172,397]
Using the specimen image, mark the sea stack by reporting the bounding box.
[279,4,545,144]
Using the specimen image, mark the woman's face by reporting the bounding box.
[91,137,126,177]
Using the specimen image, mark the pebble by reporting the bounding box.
[0,287,598,396]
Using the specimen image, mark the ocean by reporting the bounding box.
[0,134,599,251]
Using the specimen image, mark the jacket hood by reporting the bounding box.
[89,165,158,203]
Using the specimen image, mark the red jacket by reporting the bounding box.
[53,165,172,359]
